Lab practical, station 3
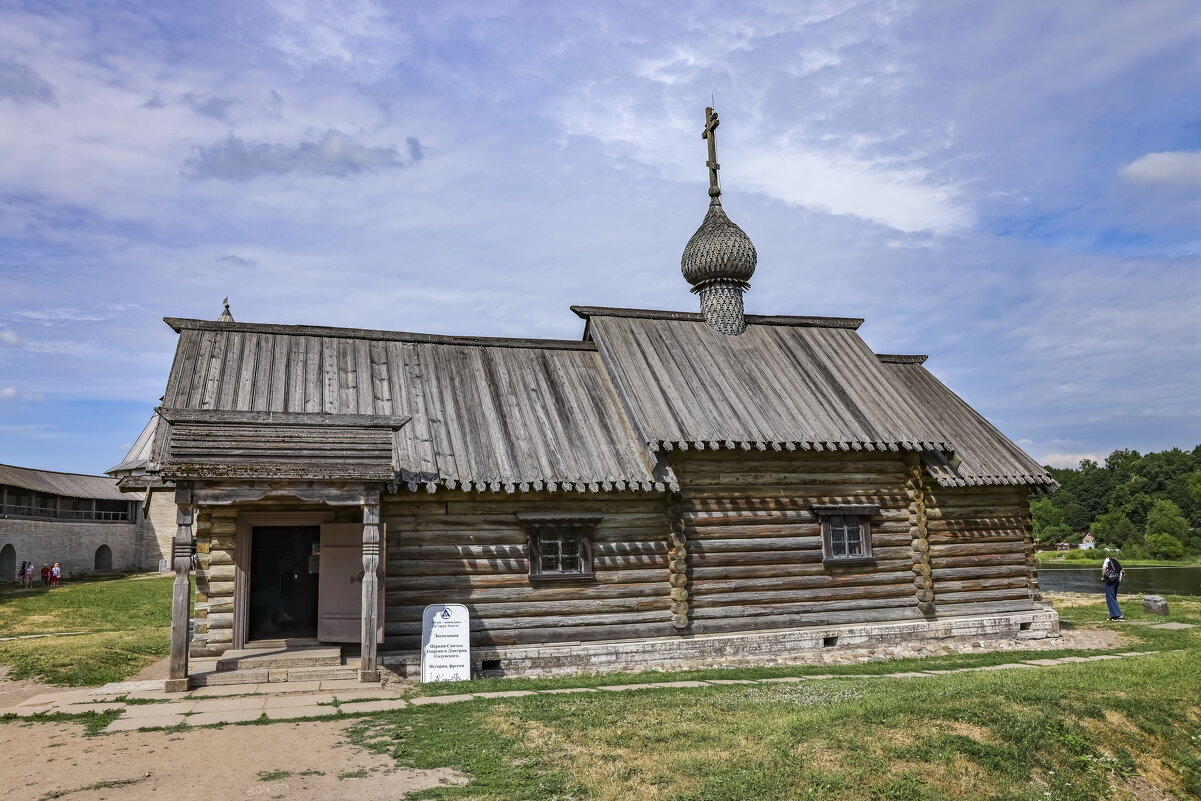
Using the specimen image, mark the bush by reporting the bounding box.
[1145,532,1186,560]
[1146,499,1189,546]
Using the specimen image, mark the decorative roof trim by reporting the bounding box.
[570,306,864,330]
[875,354,929,365]
[386,475,675,495]
[157,408,410,429]
[649,439,954,454]
[163,318,598,351]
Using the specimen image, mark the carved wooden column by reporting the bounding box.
[1020,488,1043,604]
[904,453,936,617]
[166,482,194,693]
[360,496,381,682]
[666,491,690,630]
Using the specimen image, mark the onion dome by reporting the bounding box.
[680,107,756,336]
[680,196,758,288]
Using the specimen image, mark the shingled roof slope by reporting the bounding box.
[0,463,128,501]
[148,319,659,492]
[578,307,1053,489]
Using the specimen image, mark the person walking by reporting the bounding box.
[1101,554,1125,620]
[23,562,34,588]
[17,560,26,583]
[50,562,61,588]
[40,564,50,587]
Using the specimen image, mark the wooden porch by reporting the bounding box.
[165,480,386,692]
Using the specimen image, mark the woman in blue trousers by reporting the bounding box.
[1101,555,1125,620]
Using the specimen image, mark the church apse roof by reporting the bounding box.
[575,306,1055,490]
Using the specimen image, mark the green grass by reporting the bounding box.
[0,574,172,685]
[1035,551,1201,566]
[341,598,1201,800]
[0,573,172,636]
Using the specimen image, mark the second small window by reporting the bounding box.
[519,515,601,580]
[813,504,879,565]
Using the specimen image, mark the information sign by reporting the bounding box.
[420,603,471,683]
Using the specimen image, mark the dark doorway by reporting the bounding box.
[249,526,320,641]
[94,544,112,571]
[1,544,15,582]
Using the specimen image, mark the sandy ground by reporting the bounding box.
[0,718,467,800]
[0,654,171,708]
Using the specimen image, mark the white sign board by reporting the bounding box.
[420,603,471,683]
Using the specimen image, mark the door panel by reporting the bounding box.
[317,523,386,643]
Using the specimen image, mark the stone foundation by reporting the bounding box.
[380,609,1060,680]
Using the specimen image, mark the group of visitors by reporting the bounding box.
[15,561,61,588]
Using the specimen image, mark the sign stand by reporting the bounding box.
[420,603,471,682]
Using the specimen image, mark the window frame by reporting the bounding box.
[518,514,601,581]
[812,504,880,566]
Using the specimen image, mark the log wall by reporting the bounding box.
[184,456,1039,657]
[381,493,672,650]
[671,450,925,633]
[924,483,1038,614]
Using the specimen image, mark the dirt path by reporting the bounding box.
[0,718,466,800]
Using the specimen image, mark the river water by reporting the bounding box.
[1038,564,1201,596]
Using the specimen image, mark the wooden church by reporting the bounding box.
[112,109,1059,690]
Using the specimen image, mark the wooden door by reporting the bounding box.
[317,523,386,643]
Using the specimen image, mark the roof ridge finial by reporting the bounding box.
[217,297,234,323]
[703,106,721,203]
[680,105,757,336]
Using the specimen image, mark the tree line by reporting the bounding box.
[1032,445,1201,559]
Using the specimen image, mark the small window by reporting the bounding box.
[813,504,879,566]
[518,515,601,581]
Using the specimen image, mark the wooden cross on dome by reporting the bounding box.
[702,106,721,196]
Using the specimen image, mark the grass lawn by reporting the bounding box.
[0,573,173,686]
[343,598,1201,801]
[1035,551,1201,567]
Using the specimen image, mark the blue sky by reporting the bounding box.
[0,0,1198,476]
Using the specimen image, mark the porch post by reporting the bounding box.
[360,495,381,682]
[166,482,194,693]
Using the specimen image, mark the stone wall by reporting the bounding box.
[380,608,1061,679]
[143,490,178,571]
[0,514,150,577]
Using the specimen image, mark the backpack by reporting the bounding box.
[1102,563,1119,583]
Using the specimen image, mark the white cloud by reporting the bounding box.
[265,0,398,73]
[0,329,18,346]
[0,387,16,401]
[738,149,972,234]
[1039,452,1104,469]
[185,130,419,181]
[1121,151,1201,189]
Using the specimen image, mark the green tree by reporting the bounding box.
[1145,499,1189,547]
[1187,469,1201,502]
[1091,510,1138,548]
[1145,532,1186,559]
[1116,491,1155,528]
[1030,498,1066,545]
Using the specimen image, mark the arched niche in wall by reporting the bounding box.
[0,544,15,581]
[94,544,113,572]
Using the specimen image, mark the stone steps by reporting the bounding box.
[215,646,342,672]
[190,664,360,687]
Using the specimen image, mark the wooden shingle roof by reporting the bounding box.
[576,307,1054,489]
[114,306,1054,492]
[142,319,660,492]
